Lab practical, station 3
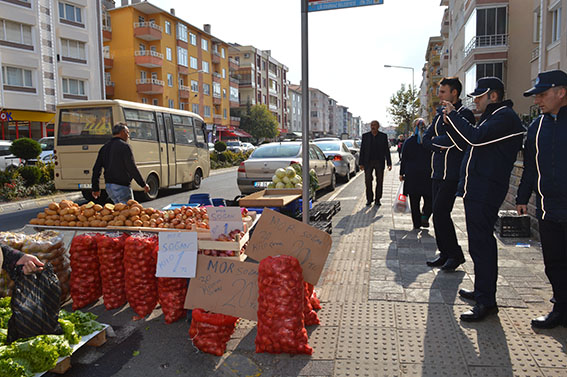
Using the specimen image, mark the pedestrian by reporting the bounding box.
[359,120,392,206]
[399,118,433,229]
[516,69,567,329]
[91,122,150,204]
[423,77,476,272]
[396,135,405,160]
[443,77,525,322]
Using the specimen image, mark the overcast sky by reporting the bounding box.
[151,0,446,127]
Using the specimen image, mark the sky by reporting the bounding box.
[150,0,446,127]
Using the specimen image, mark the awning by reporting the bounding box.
[1,109,55,123]
[232,128,251,137]
[216,125,230,131]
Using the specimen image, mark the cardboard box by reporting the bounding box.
[238,189,302,207]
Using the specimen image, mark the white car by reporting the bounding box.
[38,136,54,163]
[0,140,21,171]
[226,140,245,153]
[242,142,255,153]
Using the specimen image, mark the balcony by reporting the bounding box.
[212,51,221,64]
[134,50,163,68]
[178,65,188,75]
[229,77,239,87]
[136,78,164,94]
[102,25,112,42]
[531,46,540,62]
[213,113,222,122]
[179,85,190,99]
[465,34,508,57]
[105,81,114,97]
[133,22,163,41]
[104,54,113,69]
[229,58,239,70]
[213,95,222,105]
[230,97,239,107]
[212,72,221,83]
[230,116,240,127]
[268,69,278,79]
[269,103,278,111]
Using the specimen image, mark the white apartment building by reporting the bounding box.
[309,87,330,137]
[1,0,105,140]
[288,84,302,134]
[328,97,340,136]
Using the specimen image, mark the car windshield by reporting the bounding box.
[39,138,54,150]
[226,141,240,146]
[315,141,341,152]
[251,144,300,158]
[0,145,11,157]
[343,140,354,148]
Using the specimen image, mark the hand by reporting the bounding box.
[16,254,44,275]
[92,191,101,199]
[442,100,455,114]
[359,165,364,171]
[516,204,528,216]
[143,184,150,193]
[399,175,404,182]
[387,165,392,171]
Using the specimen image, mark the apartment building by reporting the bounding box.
[1,0,104,140]
[309,87,330,137]
[229,45,289,133]
[422,36,444,122]
[328,97,338,136]
[338,105,348,135]
[352,116,362,138]
[288,84,302,134]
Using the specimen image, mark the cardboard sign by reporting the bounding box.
[246,208,332,285]
[156,232,198,278]
[207,207,243,240]
[185,255,259,321]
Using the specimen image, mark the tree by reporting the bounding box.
[10,138,42,163]
[240,104,279,141]
[387,84,420,136]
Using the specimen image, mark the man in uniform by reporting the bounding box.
[359,120,392,206]
[442,77,525,321]
[517,70,567,328]
[423,77,476,271]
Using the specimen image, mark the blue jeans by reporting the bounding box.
[105,183,132,204]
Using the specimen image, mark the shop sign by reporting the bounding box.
[308,0,383,12]
[0,111,13,121]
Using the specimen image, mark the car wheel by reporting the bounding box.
[136,174,159,201]
[328,171,336,191]
[191,169,202,190]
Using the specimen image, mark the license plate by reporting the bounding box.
[78,183,92,189]
[254,181,269,187]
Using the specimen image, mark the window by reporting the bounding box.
[476,62,503,80]
[201,38,208,51]
[168,99,174,108]
[213,82,221,97]
[190,56,198,69]
[180,103,184,110]
[192,104,199,114]
[189,32,196,45]
[61,38,86,62]
[191,80,198,92]
[533,10,541,43]
[204,106,211,117]
[176,23,187,42]
[203,83,210,95]
[141,98,148,104]
[123,109,157,141]
[202,61,209,73]
[2,66,33,87]
[59,2,83,24]
[222,68,226,79]
[0,20,32,46]
[223,108,227,119]
[221,47,225,58]
[62,78,85,95]
[165,20,171,34]
[177,47,188,67]
[222,88,226,98]
[153,99,159,106]
[167,73,173,87]
[166,47,172,61]
[476,7,507,36]
[551,6,561,43]
[230,87,239,102]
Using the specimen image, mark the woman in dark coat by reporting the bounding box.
[400,118,433,229]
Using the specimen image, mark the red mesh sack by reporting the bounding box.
[124,234,159,318]
[303,282,320,326]
[189,308,238,356]
[69,233,102,310]
[256,255,312,355]
[96,233,128,310]
[157,277,187,324]
[306,283,322,310]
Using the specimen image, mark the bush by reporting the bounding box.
[10,138,42,162]
[214,141,227,152]
[37,161,54,184]
[19,165,42,186]
[218,153,227,162]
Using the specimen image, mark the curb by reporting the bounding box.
[0,191,84,215]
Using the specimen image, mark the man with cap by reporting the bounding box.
[517,69,567,328]
[423,77,476,272]
[442,77,525,321]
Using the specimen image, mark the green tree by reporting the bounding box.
[387,84,420,136]
[10,138,42,163]
[240,104,279,141]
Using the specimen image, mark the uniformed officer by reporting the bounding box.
[442,77,525,322]
[423,77,475,271]
[517,69,567,329]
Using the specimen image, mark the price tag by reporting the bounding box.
[156,232,198,278]
[207,207,243,240]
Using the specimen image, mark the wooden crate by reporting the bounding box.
[238,189,302,207]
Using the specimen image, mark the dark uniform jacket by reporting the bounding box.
[423,100,476,181]
[400,135,432,196]
[359,131,392,168]
[517,106,567,222]
[92,137,146,192]
[445,100,525,208]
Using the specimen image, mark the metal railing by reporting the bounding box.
[465,34,508,56]
[230,116,241,122]
[531,46,540,62]
[134,50,164,59]
[212,72,221,78]
[179,84,190,91]
[102,25,112,32]
[229,77,239,84]
[136,78,165,86]
[105,81,115,86]
[133,22,163,32]
[229,58,240,67]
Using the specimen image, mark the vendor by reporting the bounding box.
[1,242,44,276]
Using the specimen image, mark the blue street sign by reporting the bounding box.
[308,0,383,12]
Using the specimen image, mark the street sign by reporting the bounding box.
[308,0,383,12]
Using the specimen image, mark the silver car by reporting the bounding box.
[314,140,357,182]
[342,139,361,172]
[0,140,21,171]
[237,141,336,194]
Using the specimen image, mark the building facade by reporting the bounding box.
[288,84,302,133]
[309,87,330,137]
[422,36,444,122]
[1,0,105,140]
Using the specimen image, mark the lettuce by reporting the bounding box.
[58,319,80,345]
[59,310,103,336]
[0,358,28,377]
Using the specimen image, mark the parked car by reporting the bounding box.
[314,140,357,182]
[0,140,21,171]
[208,142,215,152]
[38,136,54,163]
[226,140,245,153]
[313,137,340,142]
[242,142,255,153]
[237,141,336,194]
[342,139,361,172]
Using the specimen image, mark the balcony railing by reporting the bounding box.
[133,22,162,41]
[133,22,163,32]
[229,77,239,85]
[465,34,508,56]
[134,50,164,68]
[531,46,540,62]
[229,58,240,69]
[136,78,164,86]
[135,50,164,59]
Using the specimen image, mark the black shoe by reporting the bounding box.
[460,304,498,322]
[421,216,429,228]
[531,311,567,329]
[426,256,447,267]
[441,257,466,272]
[551,297,557,304]
[458,289,475,301]
[375,200,381,206]
[366,201,372,206]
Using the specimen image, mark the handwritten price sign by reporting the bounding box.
[207,207,243,240]
[156,232,198,278]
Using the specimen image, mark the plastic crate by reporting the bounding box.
[496,211,531,238]
[309,220,332,234]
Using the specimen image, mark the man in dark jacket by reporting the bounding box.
[443,77,525,322]
[92,123,149,204]
[517,70,567,329]
[423,77,476,271]
[359,120,392,206]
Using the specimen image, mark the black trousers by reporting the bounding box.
[409,193,432,229]
[464,199,500,306]
[538,219,567,312]
[364,160,384,203]
[432,179,463,260]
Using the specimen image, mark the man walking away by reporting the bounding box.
[443,77,525,322]
[91,123,150,204]
[359,120,392,206]
[423,77,476,272]
[517,70,567,329]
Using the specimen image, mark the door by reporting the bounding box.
[313,145,331,187]
[163,113,176,184]
[156,113,169,187]
[194,119,210,178]
[171,115,198,184]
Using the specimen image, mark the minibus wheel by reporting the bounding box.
[136,174,159,201]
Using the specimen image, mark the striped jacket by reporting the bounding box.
[517,107,567,222]
[445,100,525,207]
[423,101,475,181]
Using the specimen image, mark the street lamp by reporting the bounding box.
[384,64,415,136]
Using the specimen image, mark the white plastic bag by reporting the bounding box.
[393,181,411,213]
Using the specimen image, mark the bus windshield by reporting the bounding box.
[57,107,113,145]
